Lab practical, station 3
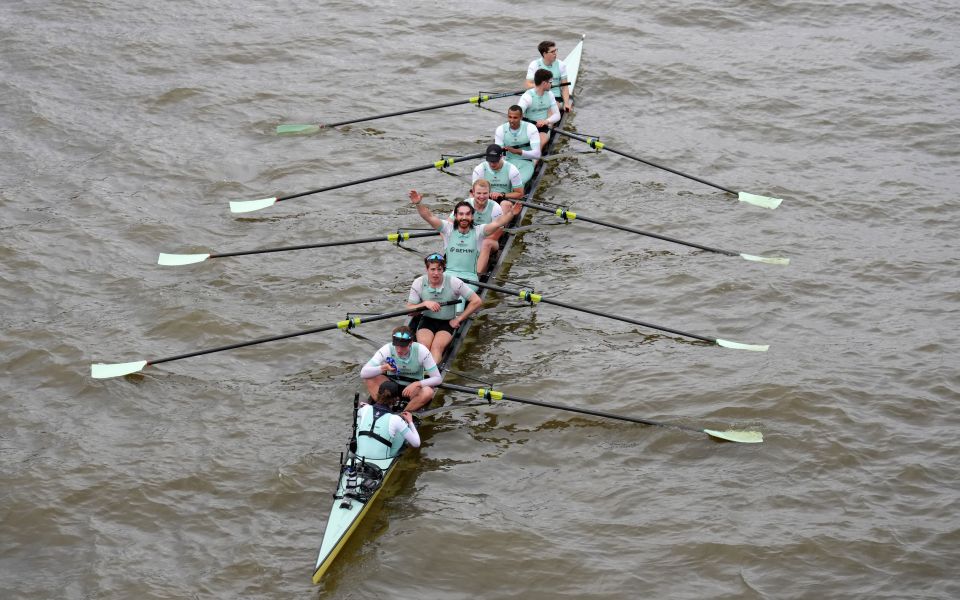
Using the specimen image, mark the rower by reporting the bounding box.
[525,40,572,113]
[471,144,524,214]
[409,189,521,284]
[519,69,560,149]
[406,253,483,363]
[359,325,441,413]
[448,179,502,275]
[354,380,420,460]
[495,105,542,185]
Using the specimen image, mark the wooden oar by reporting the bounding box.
[277,83,571,135]
[229,152,484,214]
[462,279,769,352]
[438,382,763,443]
[531,120,783,209]
[520,200,789,265]
[158,230,439,266]
[90,301,458,379]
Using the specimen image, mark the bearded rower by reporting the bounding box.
[519,69,560,149]
[525,40,572,113]
[359,325,441,413]
[448,179,503,275]
[406,252,483,363]
[495,105,542,185]
[471,144,524,214]
[409,189,521,284]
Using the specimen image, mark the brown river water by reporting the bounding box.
[2,1,958,598]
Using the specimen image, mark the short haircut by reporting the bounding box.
[534,68,553,86]
[472,178,491,191]
[507,104,523,115]
[537,41,555,56]
[392,324,413,338]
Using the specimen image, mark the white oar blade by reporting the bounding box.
[739,253,790,266]
[157,253,211,266]
[91,360,148,379]
[703,428,764,444]
[716,338,769,352]
[738,191,782,210]
[229,197,277,214]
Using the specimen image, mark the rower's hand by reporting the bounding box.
[402,382,420,398]
[409,190,422,204]
[564,101,573,113]
[505,146,519,155]
[449,316,462,329]
[424,301,441,312]
[400,411,414,424]
[536,119,547,128]
[511,201,523,216]
[381,363,398,374]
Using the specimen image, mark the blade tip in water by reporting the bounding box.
[157,253,211,266]
[739,253,790,266]
[716,338,769,352]
[229,197,277,214]
[704,428,764,443]
[91,360,148,379]
[738,191,783,210]
[276,124,320,135]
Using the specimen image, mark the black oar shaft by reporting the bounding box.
[463,279,716,344]
[321,84,567,129]
[521,201,738,256]
[324,99,479,128]
[210,231,439,259]
[438,382,700,433]
[276,152,485,203]
[539,123,737,195]
[148,302,457,367]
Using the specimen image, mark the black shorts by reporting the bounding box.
[536,123,551,133]
[417,315,455,336]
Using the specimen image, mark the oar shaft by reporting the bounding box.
[520,201,738,256]
[276,152,485,203]
[148,302,457,367]
[463,279,716,344]
[437,382,700,432]
[211,231,439,259]
[320,84,566,129]
[544,125,738,195]
[324,99,478,128]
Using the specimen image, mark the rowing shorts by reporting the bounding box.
[536,123,551,133]
[417,315,455,336]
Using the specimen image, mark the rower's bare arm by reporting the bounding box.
[524,78,535,89]
[462,292,483,320]
[409,189,442,228]
[506,186,524,200]
[485,202,523,234]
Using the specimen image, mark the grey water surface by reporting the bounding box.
[2,1,958,598]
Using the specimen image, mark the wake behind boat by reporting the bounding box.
[311,36,586,584]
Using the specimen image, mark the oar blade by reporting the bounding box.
[703,428,764,443]
[91,360,148,379]
[157,253,211,266]
[738,191,783,210]
[229,196,277,214]
[276,123,320,136]
[716,338,769,352]
[739,253,790,266]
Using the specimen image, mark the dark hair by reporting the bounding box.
[377,380,400,405]
[537,41,555,56]
[534,68,553,86]
[453,200,475,216]
[508,104,523,115]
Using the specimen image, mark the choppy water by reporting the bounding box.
[2,1,959,598]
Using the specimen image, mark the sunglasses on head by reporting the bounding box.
[392,332,412,346]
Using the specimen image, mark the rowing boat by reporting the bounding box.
[310,35,586,584]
